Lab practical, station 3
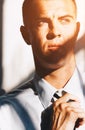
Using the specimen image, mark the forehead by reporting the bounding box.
[35,0,75,14]
[31,0,75,7]
[23,0,76,24]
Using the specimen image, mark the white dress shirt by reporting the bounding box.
[0,68,85,130]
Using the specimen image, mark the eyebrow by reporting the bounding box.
[36,14,75,20]
[35,17,50,22]
[58,15,75,19]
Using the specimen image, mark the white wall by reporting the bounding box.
[2,0,85,91]
[2,0,35,91]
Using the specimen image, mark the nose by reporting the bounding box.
[46,20,61,40]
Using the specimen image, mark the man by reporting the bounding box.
[0,0,85,130]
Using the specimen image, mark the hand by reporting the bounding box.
[51,93,85,130]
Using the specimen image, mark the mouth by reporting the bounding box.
[48,44,61,51]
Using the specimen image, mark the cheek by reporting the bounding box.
[30,30,45,53]
[32,24,48,41]
[38,31,47,42]
[62,25,77,43]
[31,28,48,51]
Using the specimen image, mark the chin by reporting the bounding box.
[45,61,65,70]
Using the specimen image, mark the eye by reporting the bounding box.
[36,20,45,26]
[59,18,72,25]
[35,18,49,27]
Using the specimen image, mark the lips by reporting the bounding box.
[48,44,61,51]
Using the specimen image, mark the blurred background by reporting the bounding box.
[0,0,85,92]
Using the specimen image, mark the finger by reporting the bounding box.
[61,112,77,130]
[56,109,67,128]
[52,103,68,128]
[65,105,85,114]
[59,93,80,103]
[54,93,80,107]
[53,101,81,114]
[59,102,81,111]
[51,107,60,129]
[52,103,80,129]
[52,103,85,129]
[56,105,85,124]
[66,106,85,128]
[56,107,77,130]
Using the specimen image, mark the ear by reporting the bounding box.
[20,25,31,45]
[76,22,80,37]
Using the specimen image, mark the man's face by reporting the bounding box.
[23,0,79,69]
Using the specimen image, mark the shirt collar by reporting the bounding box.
[33,75,57,108]
[64,68,85,108]
[33,68,84,109]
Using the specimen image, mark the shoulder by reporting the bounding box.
[8,80,37,97]
[0,80,39,112]
[78,68,85,87]
[81,72,85,86]
[0,80,37,99]
[79,71,85,101]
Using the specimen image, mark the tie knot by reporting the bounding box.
[51,90,66,102]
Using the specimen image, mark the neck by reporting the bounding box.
[44,62,76,89]
[36,55,76,89]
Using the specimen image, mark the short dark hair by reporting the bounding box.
[22,0,77,26]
